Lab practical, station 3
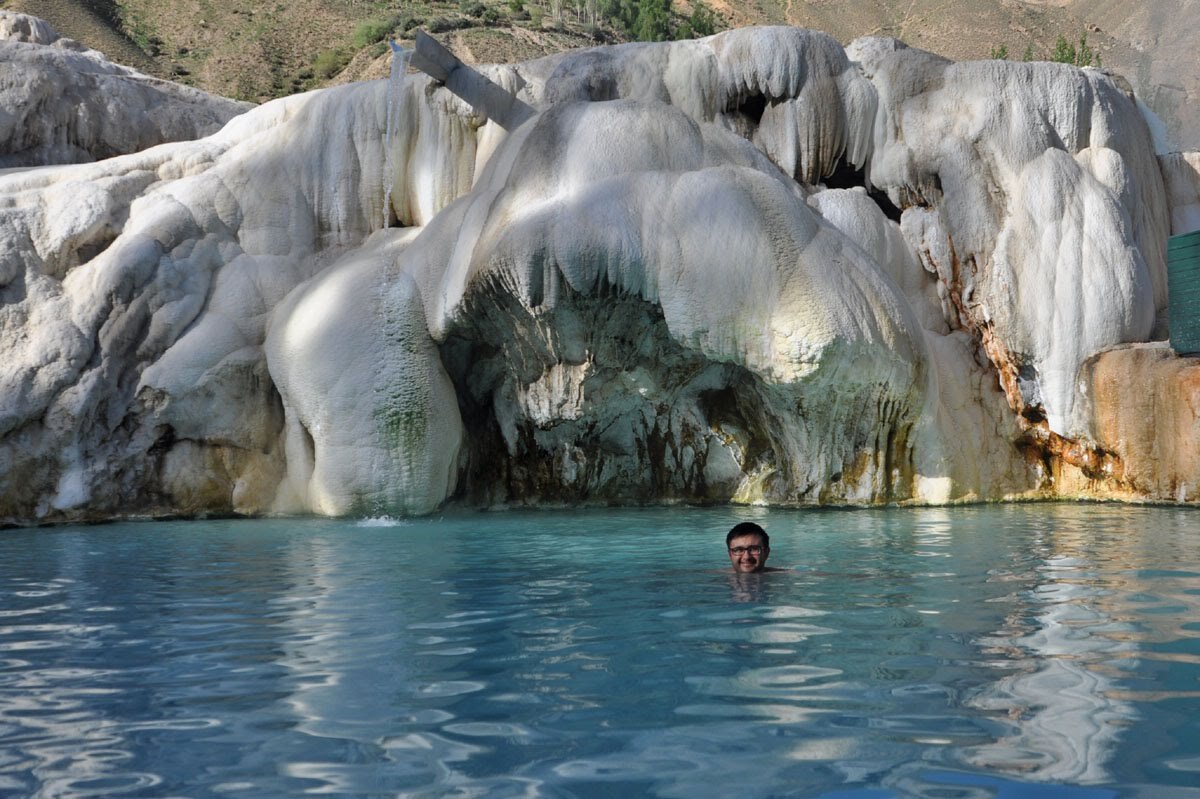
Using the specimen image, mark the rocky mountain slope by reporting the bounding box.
[4,0,1197,149]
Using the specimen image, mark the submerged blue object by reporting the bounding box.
[2,505,1199,797]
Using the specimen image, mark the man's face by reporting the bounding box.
[728,534,769,573]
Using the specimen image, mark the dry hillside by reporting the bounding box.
[5,0,1197,148]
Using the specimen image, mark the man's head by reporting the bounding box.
[726,521,770,573]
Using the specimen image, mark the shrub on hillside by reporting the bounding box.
[427,16,470,33]
[314,48,350,79]
[988,33,1100,67]
[598,0,719,42]
[1051,32,1100,67]
[351,15,402,49]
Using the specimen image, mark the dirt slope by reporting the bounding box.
[4,0,154,71]
[4,0,1196,147]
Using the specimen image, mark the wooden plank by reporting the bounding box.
[1168,249,1200,354]
[1157,234,1200,353]
[1167,244,1200,261]
[1168,232,1200,251]
[1170,271,1200,284]
[410,31,534,131]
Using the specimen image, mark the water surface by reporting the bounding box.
[2,504,1199,797]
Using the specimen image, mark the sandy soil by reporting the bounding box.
[3,0,1195,147]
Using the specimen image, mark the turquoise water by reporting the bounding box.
[2,504,1199,798]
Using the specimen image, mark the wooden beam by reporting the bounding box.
[411,31,535,131]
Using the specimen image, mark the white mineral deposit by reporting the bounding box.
[2,11,1199,524]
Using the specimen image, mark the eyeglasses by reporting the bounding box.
[728,545,765,555]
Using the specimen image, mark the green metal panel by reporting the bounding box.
[1167,243,1200,261]
[1169,230,1200,355]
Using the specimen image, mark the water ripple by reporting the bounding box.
[2,507,1200,797]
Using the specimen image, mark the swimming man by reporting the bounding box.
[726,521,786,573]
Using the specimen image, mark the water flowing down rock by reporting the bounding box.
[0,18,1197,524]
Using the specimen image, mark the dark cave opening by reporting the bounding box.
[736,93,768,126]
[821,158,903,223]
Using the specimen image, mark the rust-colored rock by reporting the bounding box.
[1078,343,1200,501]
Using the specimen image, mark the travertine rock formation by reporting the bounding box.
[1161,152,1200,235]
[1075,344,1200,501]
[0,20,1196,523]
[0,11,251,168]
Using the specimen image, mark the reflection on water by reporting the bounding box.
[959,506,1200,790]
[1,506,1199,797]
[964,557,1134,782]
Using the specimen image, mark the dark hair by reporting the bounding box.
[726,521,768,548]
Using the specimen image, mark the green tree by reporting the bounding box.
[1050,32,1099,67]
[1051,34,1076,64]
[632,0,672,41]
[598,0,637,32]
[689,0,716,37]
[596,0,719,42]
[1077,32,1100,67]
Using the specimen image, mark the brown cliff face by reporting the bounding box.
[1075,344,1200,501]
